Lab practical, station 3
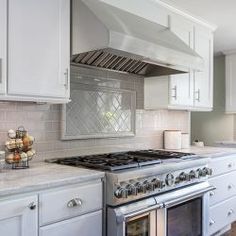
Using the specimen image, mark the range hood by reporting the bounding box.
[72,0,204,77]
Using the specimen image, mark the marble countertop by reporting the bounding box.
[173,146,236,158]
[1,145,236,198]
[0,162,104,197]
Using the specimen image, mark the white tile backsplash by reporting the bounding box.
[0,102,190,161]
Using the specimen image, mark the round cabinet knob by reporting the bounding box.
[209,191,215,197]
[28,202,37,210]
[165,173,175,186]
[209,219,215,226]
[228,209,234,216]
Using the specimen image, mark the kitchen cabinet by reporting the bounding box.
[225,53,236,113]
[169,14,194,108]
[208,154,236,235]
[144,10,214,111]
[0,195,38,236]
[0,0,70,103]
[0,0,7,94]
[0,179,103,236]
[193,25,214,110]
[40,211,102,236]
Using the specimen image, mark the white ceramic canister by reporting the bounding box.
[181,133,190,149]
[164,130,182,150]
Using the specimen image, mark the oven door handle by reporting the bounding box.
[119,203,164,223]
[162,185,215,208]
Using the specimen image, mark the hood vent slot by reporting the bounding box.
[71,50,149,75]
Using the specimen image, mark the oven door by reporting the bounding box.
[155,181,215,236]
[107,197,158,236]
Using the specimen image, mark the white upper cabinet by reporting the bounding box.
[225,53,236,113]
[0,0,70,103]
[0,195,38,236]
[169,14,194,108]
[194,25,214,110]
[0,0,7,94]
[144,7,214,111]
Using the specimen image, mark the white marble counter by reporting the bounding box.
[173,146,236,158]
[0,162,104,197]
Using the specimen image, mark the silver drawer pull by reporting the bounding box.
[209,219,215,226]
[209,191,215,197]
[28,202,37,210]
[67,198,82,208]
[172,85,177,100]
[228,209,234,216]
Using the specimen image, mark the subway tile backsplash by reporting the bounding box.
[0,101,190,162]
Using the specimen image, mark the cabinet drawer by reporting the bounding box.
[209,155,236,176]
[209,197,236,235]
[209,171,236,206]
[40,210,102,236]
[39,181,102,226]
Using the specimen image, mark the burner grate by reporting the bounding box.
[46,150,196,171]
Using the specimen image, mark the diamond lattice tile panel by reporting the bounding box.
[62,80,136,140]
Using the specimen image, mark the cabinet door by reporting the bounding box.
[0,195,38,236]
[225,54,236,113]
[40,210,102,236]
[169,15,194,107]
[0,0,7,94]
[194,26,213,109]
[8,0,70,99]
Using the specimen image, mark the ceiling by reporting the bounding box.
[161,0,236,54]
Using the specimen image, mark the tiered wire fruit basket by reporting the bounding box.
[5,126,36,169]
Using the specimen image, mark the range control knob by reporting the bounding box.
[189,170,197,180]
[126,184,138,196]
[196,168,203,178]
[203,167,213,176]
[136,180,148,193]
[165,173,175,186]
[114,187,128,199]
[179,172,190,182]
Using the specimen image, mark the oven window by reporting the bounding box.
[126,215,149,236]
[167,198,202,236]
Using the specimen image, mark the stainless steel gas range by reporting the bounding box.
[47,149,214,236]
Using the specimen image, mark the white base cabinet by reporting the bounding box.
[0,195,38,236]
[0,180,103,236]
[208,154,236,235]
[40,211,102,236]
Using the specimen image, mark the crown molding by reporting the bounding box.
[156,0,217,31]
[222,49,236,56]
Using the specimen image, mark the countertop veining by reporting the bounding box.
[0,162,104,198]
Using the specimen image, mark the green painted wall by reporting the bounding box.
[191,55,234,146]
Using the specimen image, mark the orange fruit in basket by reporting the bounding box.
[13,153,21,162]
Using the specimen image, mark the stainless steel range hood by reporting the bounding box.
[72,0,204,77]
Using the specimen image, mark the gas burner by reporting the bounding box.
[47,149,197,172]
